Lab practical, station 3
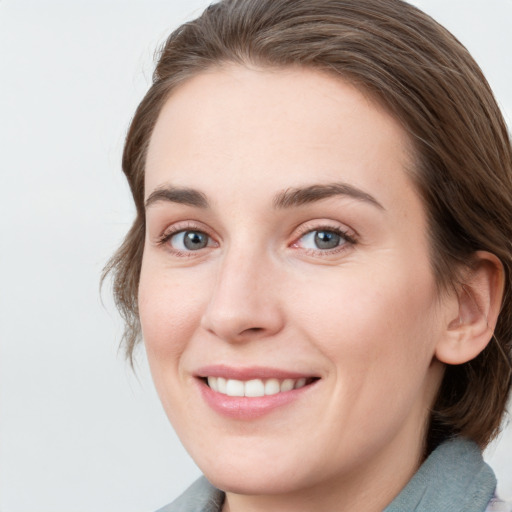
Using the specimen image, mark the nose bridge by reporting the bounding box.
[200,239,283,341]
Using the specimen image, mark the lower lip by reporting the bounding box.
[198,379,316,420]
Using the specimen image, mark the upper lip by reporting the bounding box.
[195,364,318,381]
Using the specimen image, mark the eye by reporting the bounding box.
[296,228,352,251]
[169,230,212,251]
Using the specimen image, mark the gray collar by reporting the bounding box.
[384,438,496,512]
[155,477,223,512]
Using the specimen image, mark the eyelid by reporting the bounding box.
[152,219,357,256]
[156,221,218,248]
[290,220,358,254]
[291,220,357,242]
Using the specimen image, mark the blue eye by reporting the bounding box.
[298,229,347,250]
[169,230,211,251]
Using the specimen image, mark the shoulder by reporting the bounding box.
[154,476,224,512]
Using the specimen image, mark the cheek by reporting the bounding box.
[295,268,442,449]
[138,264,204,364]
[293,264,440,377]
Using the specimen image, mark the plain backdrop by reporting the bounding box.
[1,1,511,511]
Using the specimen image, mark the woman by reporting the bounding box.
[105,0,512,510]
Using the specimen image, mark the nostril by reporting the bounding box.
[243,327,264,335]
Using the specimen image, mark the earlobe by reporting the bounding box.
[435,251,505,365]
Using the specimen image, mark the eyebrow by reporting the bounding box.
[145,186,209,209]
[273,182,384,210]
[144,181,384,211]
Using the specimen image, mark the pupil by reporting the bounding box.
[314,231,340,249]
[184,231,207,250]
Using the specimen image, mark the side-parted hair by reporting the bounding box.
[104,0,512,452]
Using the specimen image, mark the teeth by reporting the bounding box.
[207,376,218,392]
[226,379,245,397]
[245,379,265,397]
[206,377,312,397]
[217,377,227,394]
[295,377,306,389]
[280,379,295,392]
[264,378,280,395]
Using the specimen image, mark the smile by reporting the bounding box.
[197,367,320,419]
[206,376,314,397]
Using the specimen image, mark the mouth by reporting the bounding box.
[202,376,318,397]
[195,365,320,419]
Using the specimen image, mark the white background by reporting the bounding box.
[1,1,511,511]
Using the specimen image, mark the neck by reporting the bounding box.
[222,424,426,512]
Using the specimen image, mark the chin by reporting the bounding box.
[191,438,335,498]
[203,464,309,496]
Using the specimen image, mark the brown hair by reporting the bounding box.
[104,0,512,451]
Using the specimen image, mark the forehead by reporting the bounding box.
[145,65,419,216]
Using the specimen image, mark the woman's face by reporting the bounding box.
[140,66,450,504]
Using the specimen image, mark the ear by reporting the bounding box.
[435,251,505,365]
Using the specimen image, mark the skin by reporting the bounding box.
[139,65,461,512]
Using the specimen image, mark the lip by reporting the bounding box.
[195,365,319,420]
[196,364,314,381]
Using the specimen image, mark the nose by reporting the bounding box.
[200,247,285,343]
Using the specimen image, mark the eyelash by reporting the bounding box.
[291,224,357,256]
[156,222,217,256]
[156,223,357,256]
